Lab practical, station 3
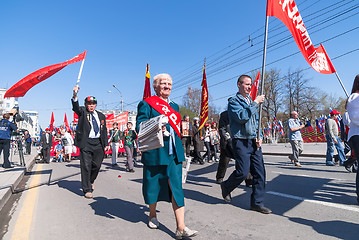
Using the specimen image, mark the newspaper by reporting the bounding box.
[138,115,168,152]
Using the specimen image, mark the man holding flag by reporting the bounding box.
[220,75,271,214]
[72,85,109,199]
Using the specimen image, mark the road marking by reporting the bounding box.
[271,171,350,182]
[267,191,359,213]
[11,164,42,240]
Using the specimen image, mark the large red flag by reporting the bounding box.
[49,112,55,132]
[4,50,87,98]
[64,113,71,132]
[143,63,151,100]
[266,0,335,74]
[199,62,209,130]
[249,71,260,100]
[106,113,115,129]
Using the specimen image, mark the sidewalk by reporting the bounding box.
[0,147,38,211]
[262,142,327,158]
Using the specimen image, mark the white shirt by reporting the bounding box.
[88,110,101,138]
[347,93,359,141]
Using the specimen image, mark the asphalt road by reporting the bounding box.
[1,154,358,240]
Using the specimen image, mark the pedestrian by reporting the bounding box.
[40,128,53,164]
[122,122,137,172]
[210,121,220,162]
[181,115,192,158]
[136,73,197,239]
[342,112,358,172]
[24,130,32,155]
[71,85,110,199]
[55,142,64,162]
[109,122,121,167]
[325,110,346,166]
[61,129,74,162]
[287,111,304,167]
[0,113,18,168]
[201,123,212,163]
[346,74,359,205]
[192,117,204,164]
[220,74,271,214]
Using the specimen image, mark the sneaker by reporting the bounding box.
[250,205,272,214]
[295,163,302,167]
[84,192,93,199]
[220,182,231,203]
[326,161,336,166]
[175,227,198,239]
[148,217,159,229]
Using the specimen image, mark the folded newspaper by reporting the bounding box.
[138,115,169,152]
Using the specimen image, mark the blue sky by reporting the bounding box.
[1,0,358,128]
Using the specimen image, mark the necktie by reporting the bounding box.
[91,112,99,135]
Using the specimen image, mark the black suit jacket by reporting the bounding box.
[40,132,53,148]
[72,99,108,149]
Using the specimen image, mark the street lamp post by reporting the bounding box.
[112,84,123,112]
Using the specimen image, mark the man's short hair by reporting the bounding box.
[237,74,252,84]
[2,113,10,119]
[113,122,118,126]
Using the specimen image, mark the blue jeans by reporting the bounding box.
[222,138,266,207]
[326,135,346,164]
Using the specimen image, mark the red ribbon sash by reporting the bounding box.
[145,96,182,138]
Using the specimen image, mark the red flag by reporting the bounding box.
[143,63,151,100]
[249,71,260,100]
[106,113,115,129]
[266,0,335,74]
[199,62,209,130]
[49,112,55,132]
[64,113,71,132]
[73,112,78,124]
[4,50,87,98]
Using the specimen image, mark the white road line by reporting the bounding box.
[267,191,359,212]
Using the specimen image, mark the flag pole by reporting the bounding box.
[334,72,349,98]
[257,15,269,140]
[76,58,86,87]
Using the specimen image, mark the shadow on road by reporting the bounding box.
[89,197,174,238]
[288,217,359,239]
[56,179,83,197]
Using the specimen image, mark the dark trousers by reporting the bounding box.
[42,147,51,163]
[349,135,359,202]
[79,139,104,193]
[0,139,11,167]
[203,141,211,161]
[193,141,203,162]
[222,138,266,207]
[181,137,191,157]
[26,142,31,154]
[216,149,230,180]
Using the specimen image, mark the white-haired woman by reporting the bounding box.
[136,73,197,239]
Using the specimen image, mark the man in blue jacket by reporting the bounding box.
[0,113,18,168]
[220,74,271,214]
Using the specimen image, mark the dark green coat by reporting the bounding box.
[136,100,185,166]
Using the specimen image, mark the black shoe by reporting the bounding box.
[3,165,14,169]
[216,178,223,184]
[250,205,272,214]
[245,179,253,188]
[220,182,231,203]
[129,169,135,173]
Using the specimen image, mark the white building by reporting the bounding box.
[23,111,40,137]
[0,88,19,115]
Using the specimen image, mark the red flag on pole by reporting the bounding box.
[266,0,335,74]
[73,112,78,124]
[143,63,151,100]
[49,112,55,132]
[249,71,260,101]
[4,50,87,98]
[199,61,209,130]
[64,113,71,132]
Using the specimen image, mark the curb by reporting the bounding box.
[0,154,38,212]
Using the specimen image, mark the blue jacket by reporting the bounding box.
[228,92,260,139]
[0,119,18,140]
